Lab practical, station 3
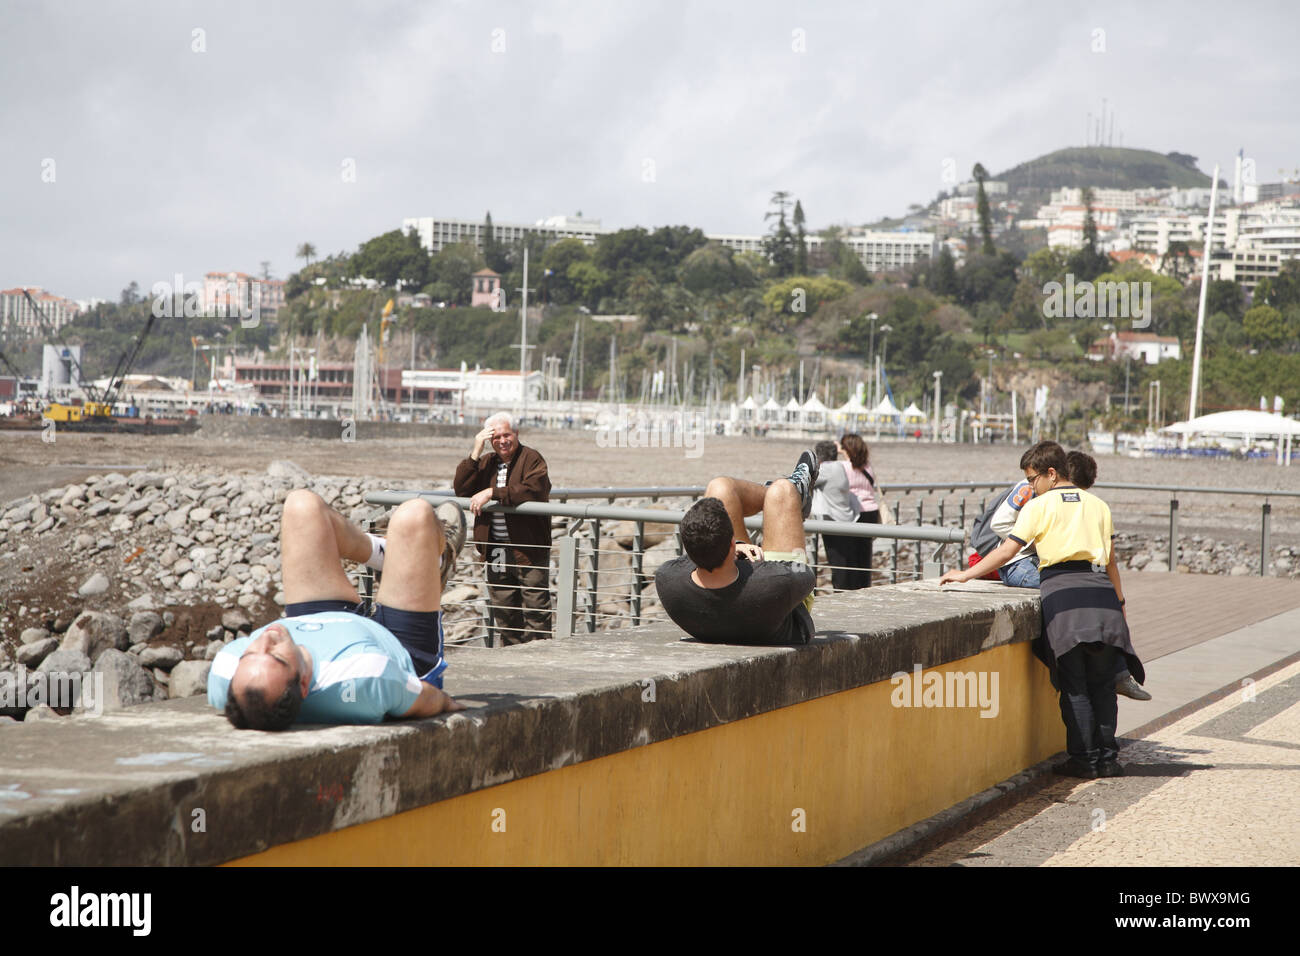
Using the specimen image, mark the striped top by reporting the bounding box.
[490,461,509,541]
[845,464,878,512]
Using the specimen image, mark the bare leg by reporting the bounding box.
[374,498,444,612]
[761,479,807,554]
[281,489,369,605]
[704,476,768,543]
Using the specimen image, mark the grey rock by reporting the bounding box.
[141,646,183,669]
[126,611,164,643]
[126,593,155,611]
[221,608,252,631]
[85,501,112,518]
[61,611,129,661]
[204,640,227,660]
[178,571,200,590]
[172,558,193,575]
[1230,564,1251,576]
[37,648,92,678]
[24,705,61,722]
[168,660,211,699]
[162,611,175,627]
[1144,560,1169,573]
[77,573,111,597]
[267,459,310,480]
[16,638,59,667]
[19,627,51,646]
[92,649,155,710]
[74,533,96,550]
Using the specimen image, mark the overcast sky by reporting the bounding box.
[4,0,1298,301]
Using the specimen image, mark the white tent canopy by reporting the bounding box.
[801,394,828,412]
[1161,409,1300,436]
[872,396,900,417]
[1162,408,1298,465]
[901,402,926,422]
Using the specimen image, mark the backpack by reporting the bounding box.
[969,485,1016,558]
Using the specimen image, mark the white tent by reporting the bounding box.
[833,395,869,426]
[869,395,901,423]
[901,402,926,424]
[784,397,802,423]
[761,397,783,422]
[801,394,828,425]
[1162,409,1299,464]
[740,395,758,420]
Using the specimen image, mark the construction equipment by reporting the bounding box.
[23,290,157,422]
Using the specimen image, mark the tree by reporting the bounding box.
[296,243,317,268]
[119,281,140,307]
[353,229,429,288]
[1243,304,1285,348]
[1159,240,1194,284]
[483,211,509,273]
[1204,280,1244,322]
[763,191,796,277]
[927,247,959,297]
[540,238,590,304]
[428,242,485,306]
[793,200,808,274]
[260,260,272,280]
[1067,188,1109,282]
[972,163,995,256]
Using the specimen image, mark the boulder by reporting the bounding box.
[92,649,155,710]
[140,646,184,670]
[16,638,59,668]
[61,612,129,662]
[126,611,164,644]
[36,648,93,679]
[221,608,252,631]
[77,572,111,597]
[24,705,61,722]
[19,627,51,646]
[168,660,211,698]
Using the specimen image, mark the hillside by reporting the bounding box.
[996,146,1214,193]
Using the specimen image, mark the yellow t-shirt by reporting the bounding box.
[1009,486,1113,569]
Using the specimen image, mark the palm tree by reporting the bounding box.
[296,243,317,269]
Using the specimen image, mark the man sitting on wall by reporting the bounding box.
[654,451,820,646]
[208,490,464,729]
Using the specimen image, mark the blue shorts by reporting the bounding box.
[285,599,447,689]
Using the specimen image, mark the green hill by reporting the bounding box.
[996,146,1214,193]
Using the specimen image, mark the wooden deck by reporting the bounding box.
[1123,571,1300,661]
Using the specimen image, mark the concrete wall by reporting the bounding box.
[196,417,475,442]
[0,582,1059,866]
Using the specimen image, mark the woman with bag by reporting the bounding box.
[839,433,886,589]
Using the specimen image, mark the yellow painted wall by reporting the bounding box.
[229,641,1063,866]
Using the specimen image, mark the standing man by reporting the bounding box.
[454,412,553,644]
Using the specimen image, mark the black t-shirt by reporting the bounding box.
[654,555,816,646]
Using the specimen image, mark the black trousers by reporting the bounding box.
[820,509,880,590]
[1056,642,1120,766]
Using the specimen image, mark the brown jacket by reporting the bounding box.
[452,444,552,563]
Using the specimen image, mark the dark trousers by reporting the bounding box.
[1056,642,1120,766]
[486,544,552,645]
[823,509,880,590]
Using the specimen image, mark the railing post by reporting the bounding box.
[632,520,645,625]
[915,500,924,576]
[923,546,943,580]
[1168,497,1179,570]
[891,501,900,584]
[586,518,601,633]
[554,534,577,639]
[1261,501,1272,577]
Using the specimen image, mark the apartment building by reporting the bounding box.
[1,287,81,339]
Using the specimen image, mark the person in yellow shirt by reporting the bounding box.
[940,441,1145,779]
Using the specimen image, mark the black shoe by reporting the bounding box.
[1052,758,1099,780]
[1096,760,1125,778]
[788,450,820,519]
[1115,675,1152,701]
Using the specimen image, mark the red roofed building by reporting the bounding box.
[1088,330,1181,365]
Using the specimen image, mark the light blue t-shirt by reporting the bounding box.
[208,612,424,725]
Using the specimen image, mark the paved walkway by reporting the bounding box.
[890,573,1300,866]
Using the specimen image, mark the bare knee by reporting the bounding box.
[388,498,441,545]
[705,476,736,500]
[765,478,798,507]
[281,489,326,529]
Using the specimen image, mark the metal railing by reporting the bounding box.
[363,490,963,645]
